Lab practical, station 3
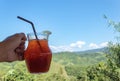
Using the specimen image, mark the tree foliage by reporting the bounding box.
[85,16,120,81]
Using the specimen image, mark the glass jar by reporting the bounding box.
[24,33,52,73]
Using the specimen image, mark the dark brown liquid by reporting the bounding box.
[24,39,52,73]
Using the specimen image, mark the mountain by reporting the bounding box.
[75,47,108,54]
[52,48,107,67]
[0,47,108,81]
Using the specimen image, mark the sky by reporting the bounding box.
[0,0,120,52]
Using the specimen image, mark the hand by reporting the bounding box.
[0,33,26,62]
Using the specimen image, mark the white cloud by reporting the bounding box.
[89,42,108,49]
[89,43,99,48]
[50,41,108,52]
[50,45,74,52]
[50,41,86,52]
[100,42,108,47]
[70,41,86,48]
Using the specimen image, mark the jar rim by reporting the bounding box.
[27,32,46,36]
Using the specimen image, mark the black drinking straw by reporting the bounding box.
[17,16,42,51]
[17,16,38,40]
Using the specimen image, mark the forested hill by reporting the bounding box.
[52,47,107,67]
[75,47,108,54]
[0,47,107,81]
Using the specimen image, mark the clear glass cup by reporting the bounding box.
[24,33,52,73]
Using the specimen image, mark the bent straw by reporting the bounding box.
[17,16,38,40]
[17,16,42,51]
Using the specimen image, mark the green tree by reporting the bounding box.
[86,16,120,81]
[104,43,120,81]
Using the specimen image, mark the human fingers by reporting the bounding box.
[20,33,27,41]
[3,33,27,49]
[19,40,26,49]
[15,40,26,60]
[4,33,26,42]
[14,33,27,41]
[12,33,26,50]
[15,48,24,61]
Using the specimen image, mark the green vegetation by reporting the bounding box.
[0,45,120,81]
[0,50,107,81]
[0,17,120,81]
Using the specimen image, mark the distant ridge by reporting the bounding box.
[75,47,108,54]
[53,47,108,55]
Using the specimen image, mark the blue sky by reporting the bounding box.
[0,0,120,52]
